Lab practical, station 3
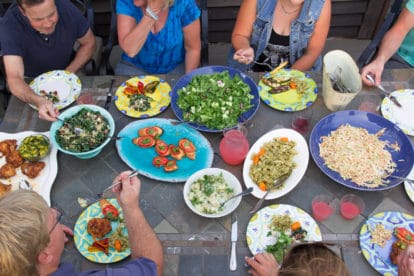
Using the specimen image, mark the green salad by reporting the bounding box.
[177,71,253,130]
[56,108,110,152]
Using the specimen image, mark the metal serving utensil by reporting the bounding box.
[219,187,253,209]
[56,118,84,135]
[249,174,289,214]
[96,170,139,198]
[366,74,402,107]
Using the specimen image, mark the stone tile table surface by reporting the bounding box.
[1,69,413,276]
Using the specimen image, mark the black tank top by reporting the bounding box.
[252,29,290,72]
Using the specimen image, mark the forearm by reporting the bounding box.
[185,48,200,73]
[373,30,406,65]
[123,205,163,275]
[291,52,319,71]
[231,34,251,51]
[7,76,45,107]
[119,16,155,57]
[66,40,96,73]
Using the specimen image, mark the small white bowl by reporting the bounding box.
[183,168,242,218]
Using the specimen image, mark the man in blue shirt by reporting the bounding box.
[0,0,96,121]
[0,171,163,276]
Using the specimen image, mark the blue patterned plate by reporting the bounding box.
[246,204,322,255]
[74,198,130,263]
[29,70,81,110]
[258,69,317,111]
[114,76,171,118]
[309,110,414,191]
[404,165,414,203]
[116,118,214,182]
[171,66,260,132]
[381,89,414,136]
[360,211,414,276]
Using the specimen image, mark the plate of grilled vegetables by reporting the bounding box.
[114,76,171,118]
[258,69,318,111]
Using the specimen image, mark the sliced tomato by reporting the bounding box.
[155,140,170,156]
[179,138,196,153]
[138,126,163,137]
[169,145,185,160]
[132,136,156,148]
[186,151,196,160]
[164,159,178,172]
[123,86,138,95]
[394,227,414,244]
[152,156,169,167]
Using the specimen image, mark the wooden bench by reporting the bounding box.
[92,0,392,44]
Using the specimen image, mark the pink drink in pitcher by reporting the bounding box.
[219,129,249,165]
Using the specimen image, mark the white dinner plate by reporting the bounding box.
[242,128,309,199]
[381,89,414,136]
[29,70,81,110]
[246,204,322,255]
[0,131,58,205]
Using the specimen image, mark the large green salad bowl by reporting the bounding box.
[50,104,115,159]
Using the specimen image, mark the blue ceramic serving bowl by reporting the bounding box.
[50,104,115,159]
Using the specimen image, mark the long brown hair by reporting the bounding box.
[279,242,351,276]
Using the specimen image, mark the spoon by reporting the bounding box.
[249,174,289,214]
[220,187,253,209]
[56,118,84,135]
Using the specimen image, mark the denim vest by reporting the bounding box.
[227,0,325,72]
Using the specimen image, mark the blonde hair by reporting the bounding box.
[0,190,50,276]
[279,243,351,276]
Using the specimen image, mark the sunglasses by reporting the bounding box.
[49,206,63,234]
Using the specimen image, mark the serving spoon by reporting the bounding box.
[219,187,253,209]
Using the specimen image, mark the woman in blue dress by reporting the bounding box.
[115,0,201,75]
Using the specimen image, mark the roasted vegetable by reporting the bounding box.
[143,80,160,94]
[100,199,119,221]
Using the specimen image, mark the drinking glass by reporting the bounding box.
[292,108,313,135]
[340,194,365,220]
[311,194,335,221]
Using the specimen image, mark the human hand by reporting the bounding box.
[360,59,384,86]
[62,224,74,243]
[397,245,414,276]
[37,98,59,121]
[141,0,168,12]
[233,47,254,65]
[245,252,279,276]
[112,171,141,210]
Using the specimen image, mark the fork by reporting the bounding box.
[96,170,139,198]
[366,74,402,107]
[249,174,289,214]
[219,187,253,209]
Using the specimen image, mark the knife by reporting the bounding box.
[230,213,238,271]
[104,78,115,110]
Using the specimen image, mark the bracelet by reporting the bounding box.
[145,6,159,21]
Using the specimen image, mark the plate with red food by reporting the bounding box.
[359,211,414,275]
[74,198,130,263]
[116,118,214,182]
[114,76,171,118]
[0,131,57,205]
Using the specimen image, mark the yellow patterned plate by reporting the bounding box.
[29,70,81,110]
[74,198,130,263]
[246,204,322,256]
[258,69,318,111]
[114,76,171,118]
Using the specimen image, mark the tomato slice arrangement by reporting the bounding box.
[132,126,196,172]
[132,136,156,148]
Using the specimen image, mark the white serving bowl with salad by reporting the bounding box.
[50,104,115,159]
[183,168,242,218]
